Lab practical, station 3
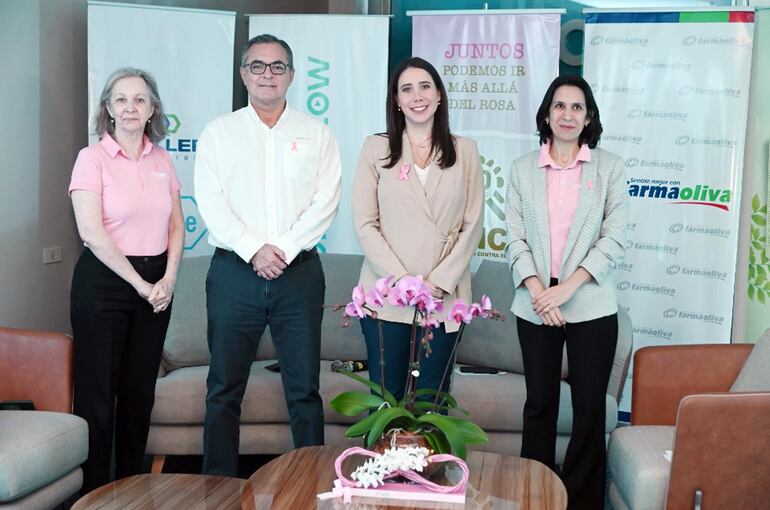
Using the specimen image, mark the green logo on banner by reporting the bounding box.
[307,57,330,124]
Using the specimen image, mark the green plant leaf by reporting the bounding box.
[752,194,760,213]
[749,284,755,300]
[750,250,756,264]
[416,414,466,459]
[446,416,488,444]
[754,241,764,252]
[337,370,397,406]
[421,430,451,454]
[365,407,416,448]
[345,410,382,438]
[330,391,387,416]
[412,388,459,408]
[757,270,766,286]
[759,289,767,304]
[752,213,767,227]
[749,265,756,280]
[764,281,770,292]
[761,205,768,214]
[762,251,769,264]
[412,400,469,417]
[752,226,760,239]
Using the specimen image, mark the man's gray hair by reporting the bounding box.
[240,34,294,69]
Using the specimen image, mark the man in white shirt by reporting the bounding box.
[195,34,342,477]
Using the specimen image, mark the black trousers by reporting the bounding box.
[202,248,325,477]
[71,248,171,494]
[517,310,617,510]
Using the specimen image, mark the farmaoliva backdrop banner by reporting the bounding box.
[583,8,755,410]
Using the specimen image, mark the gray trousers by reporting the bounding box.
[202,247,325,476]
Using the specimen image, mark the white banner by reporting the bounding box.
[248,15,390,255]
[412,12,562,264]
[88,1,235,256]
[583,9,754,411]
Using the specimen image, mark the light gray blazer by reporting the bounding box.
[505,147,629,324]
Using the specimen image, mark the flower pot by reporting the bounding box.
[371,429,431,455]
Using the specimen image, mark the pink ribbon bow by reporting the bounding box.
[586,179,593,189]
[399,163,410,181]
[290,141,298,152]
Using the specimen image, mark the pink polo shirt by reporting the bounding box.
[69,134,181,256]
[539,141,591,279]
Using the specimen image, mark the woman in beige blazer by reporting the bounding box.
[505,75,629,510]
[352,57,483,402]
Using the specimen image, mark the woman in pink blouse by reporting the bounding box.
[69,68,183,493]
[505,75,629,510]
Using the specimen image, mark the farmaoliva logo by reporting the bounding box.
[682,35,697,46]
[591,35,604,46]
[628,179,732,211]
[307,57,330,124]
[666,264,681,275]
[663,308,678,319]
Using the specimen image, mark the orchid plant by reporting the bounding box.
[330,274,502,459]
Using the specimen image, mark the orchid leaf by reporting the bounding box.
[337,370,397,406]
[365,407,416,448]
[412,400,469,417]
[345,409,382,438]
[416,414,466,459]
[421,430,451,454]
[412,388,459,408]
[446,416,488,444]
[330,391,386,416]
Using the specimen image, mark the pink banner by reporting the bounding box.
[413,13,561,261]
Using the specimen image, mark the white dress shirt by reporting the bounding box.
[194,105,342,264]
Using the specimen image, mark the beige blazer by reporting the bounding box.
[352,133,484,332]
[505,147,629,324]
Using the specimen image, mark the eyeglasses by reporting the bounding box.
[242,60,292,75]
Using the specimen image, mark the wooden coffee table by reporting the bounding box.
[241,445,567,509]
[71,473,244,509]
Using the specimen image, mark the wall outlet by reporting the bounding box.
[43,246,62,264]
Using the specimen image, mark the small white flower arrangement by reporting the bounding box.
[350,446,430,489]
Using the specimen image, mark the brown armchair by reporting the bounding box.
[607,334,770,510]
[0,328,88,509]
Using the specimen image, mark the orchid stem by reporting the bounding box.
[404,308,420,411]
[376,318,386,398]
[432,323,466,412]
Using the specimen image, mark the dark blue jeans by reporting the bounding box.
[360,317,457,404]
[202,248,325,477]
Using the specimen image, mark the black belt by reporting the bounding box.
[216,247,318,269]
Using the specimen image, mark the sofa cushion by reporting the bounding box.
[0,412,87,502]
[731,329,770,392]
[607,425,674,510]
[162,254,368,371]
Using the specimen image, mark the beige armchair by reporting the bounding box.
[0,328,88,509]
[607,331,770,510]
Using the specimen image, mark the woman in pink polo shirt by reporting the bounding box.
[69,67,183,493]
[505,75,629,510]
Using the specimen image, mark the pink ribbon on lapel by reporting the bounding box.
[290,141,299,152]
[399,163,410,181]
[586,179,593,189]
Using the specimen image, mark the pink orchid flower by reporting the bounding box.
[344,284,367,318]
[449,299,473,324]
[469,294,492,318]
[421,314,440,329]
[365,288,385,308]
[375,275,394,297]
[388,275,429,307]
[399,163,410,181]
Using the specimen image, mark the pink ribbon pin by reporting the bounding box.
[290,141,299,152]
[586,180,593,189]
[399,163,410,181]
